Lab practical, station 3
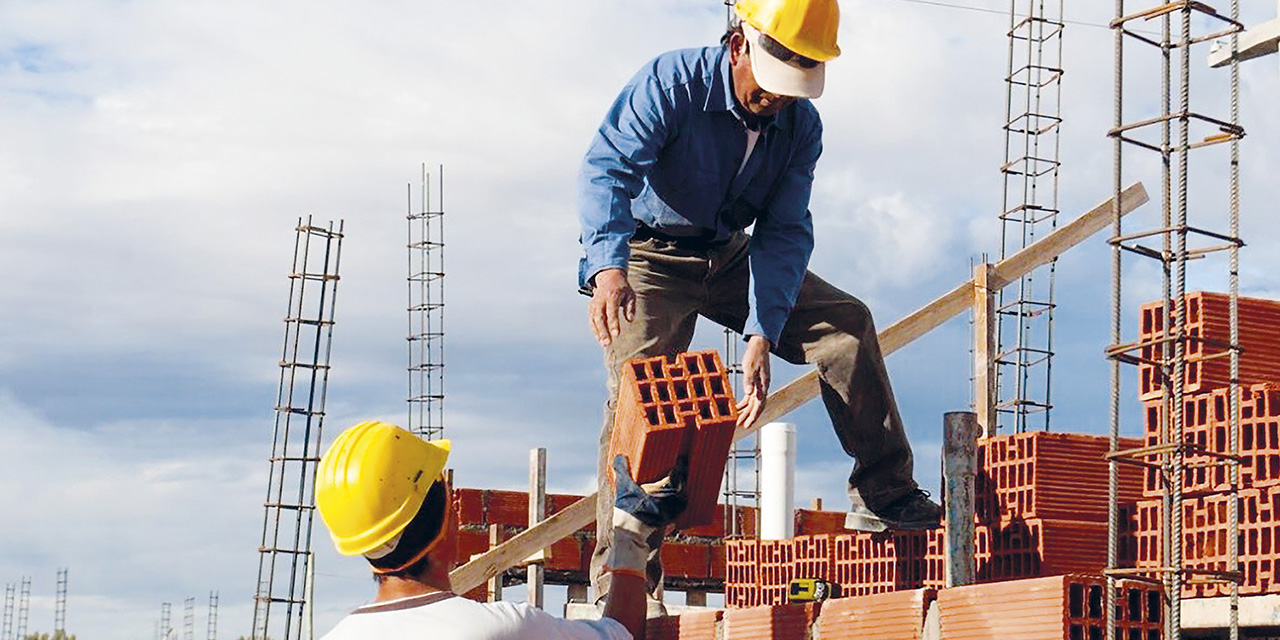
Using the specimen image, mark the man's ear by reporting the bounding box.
[728,31,747,64]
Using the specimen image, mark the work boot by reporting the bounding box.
[844,489,942,532]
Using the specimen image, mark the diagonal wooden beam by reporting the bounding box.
[450,182,1149,595]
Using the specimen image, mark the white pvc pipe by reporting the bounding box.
[759,422,796,540]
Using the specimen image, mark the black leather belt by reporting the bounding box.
[632,223,730,250]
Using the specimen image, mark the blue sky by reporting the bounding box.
[1,1,1277,638]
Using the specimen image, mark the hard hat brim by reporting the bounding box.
[744,23,826,99]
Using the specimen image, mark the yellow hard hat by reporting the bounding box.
[735,0,841,63]
[316,421,451,557]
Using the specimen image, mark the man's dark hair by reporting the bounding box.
[721,20,743,48]
[370,480,449,582]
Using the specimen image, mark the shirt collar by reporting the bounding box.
[706,46,783,132]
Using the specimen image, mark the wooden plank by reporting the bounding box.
[450,182,1149,595]
[451,492,596,595]
[733,181,1149,441]
[973,264,997,437]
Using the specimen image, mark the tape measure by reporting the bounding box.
[787,578,841,602]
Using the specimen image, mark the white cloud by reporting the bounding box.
[0,0,1276,637]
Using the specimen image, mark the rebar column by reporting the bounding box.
[407,164,446,439]
[252,217,344,640]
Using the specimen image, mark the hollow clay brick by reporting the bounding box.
[660,542,711,579]
[608,351,739,529]
[454,488,485,526]
[938,574,1163,640]
[1138,292,1280,400]
[723,603,818,640]
[976,431,1143,523]
[816,587,935,640]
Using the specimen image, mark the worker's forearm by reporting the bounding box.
[602,571,648,640]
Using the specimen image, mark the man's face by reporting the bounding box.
[729,31,797,118]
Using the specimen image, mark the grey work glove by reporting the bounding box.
[605,455,688,576]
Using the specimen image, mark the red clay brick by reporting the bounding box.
[1138,292,1280,401]
[607,351,740,530]
[726,538,760,608]
[646,609,723,640]
[817,587,935,640]
[976,432,1143,523]
[454,488,485,526]
[485,489,530,527]
[938,574,1163,640]
[723,603,817,640]
[795,509,848,535]
[660,542,711,579]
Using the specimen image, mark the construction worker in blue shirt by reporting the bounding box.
[578,0,943,607]
[316,420,688,640]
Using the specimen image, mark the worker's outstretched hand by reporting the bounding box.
[737,335,771,428]
[589,268,636,347]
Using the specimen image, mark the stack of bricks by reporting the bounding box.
[1133,291,1280,597]
[937,574,1163,640]
[608,350,739,530]
[1138,292,1280,401]
[974,431,1144,581]
[725,431,1143,605]
[648,588,934,640]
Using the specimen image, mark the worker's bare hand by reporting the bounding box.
[737,335,771,428]
[589,268,636,347]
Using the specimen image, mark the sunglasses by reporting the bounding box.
[756,32,821,69]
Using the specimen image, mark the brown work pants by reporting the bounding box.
[589,231,919,602]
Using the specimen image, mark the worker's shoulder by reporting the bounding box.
[634,46,724,93]
[321,595,626,639]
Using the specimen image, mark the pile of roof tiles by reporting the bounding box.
[1133,290,1280,597]
[725,430,1145,605]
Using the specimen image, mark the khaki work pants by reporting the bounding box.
[589,231,919,602]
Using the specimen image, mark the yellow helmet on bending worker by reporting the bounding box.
[316,420,452,568]
[735,0,841,98]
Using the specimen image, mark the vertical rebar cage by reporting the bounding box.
[54,568,67,635]
[207,591,218,640]
[996,0,1064,434]
[408,165,446,439]
[721,328,758,538]
[252,217,344,640]
[1,583,12,640]
[1104,3,1245,640]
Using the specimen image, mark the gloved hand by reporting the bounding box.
[605,455,688,577]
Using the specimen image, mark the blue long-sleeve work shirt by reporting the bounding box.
[577,46,822,345]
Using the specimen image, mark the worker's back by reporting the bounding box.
[320,591,630,640]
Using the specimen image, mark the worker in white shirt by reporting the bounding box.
[316,420,687,640]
